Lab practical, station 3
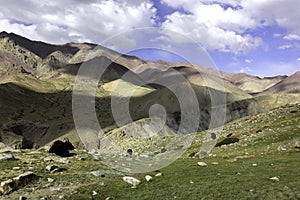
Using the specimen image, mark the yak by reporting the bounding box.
[49,139,75,157]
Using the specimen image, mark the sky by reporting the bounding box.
[0,0,300,77]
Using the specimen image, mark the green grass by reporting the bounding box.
[1,104,299,199]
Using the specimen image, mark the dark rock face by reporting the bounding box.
[49,140,75,157]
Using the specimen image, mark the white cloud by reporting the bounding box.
[0,0,157,47]
[245,59,252,63]
[160,1,262,54]
[283,34,300,41]
[279,45,293,50]
[274,33,282,38]
[240,66,253,73]
[1,0,300,58]
[297,58,300,61]
[159,0,300,54]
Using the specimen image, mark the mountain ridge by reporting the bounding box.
[0,32,299,150]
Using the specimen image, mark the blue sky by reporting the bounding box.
[0,0,299,77]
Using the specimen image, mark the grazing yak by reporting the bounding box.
[49,139,75,157]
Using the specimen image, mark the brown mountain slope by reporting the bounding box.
[261,71,300,94]
[221,72,286,94]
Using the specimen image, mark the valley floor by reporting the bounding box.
[0,103,299,200]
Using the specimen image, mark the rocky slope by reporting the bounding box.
[0,103,299,199]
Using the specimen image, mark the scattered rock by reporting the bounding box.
[0,147,21,153]
[47,178,55,183]
[46,165,59,172]
[92,191,97,196]
[294,141,300,149]
[44,157,70,164]
[0,153,15,161]
[145,175,152,182]
[90,171,105,177]
[210,133,217,140]
[189,180,194,184]
[252,163,257,167]
[45,165,66,173]
[19,196,27,200]
[13,167,21,170]
[122,176,141,188]
[270,176,280,181]
[235,155,255,160]
[155,172,163,177]
[197,161,207,166]
[211,162,219,165]
[0,172,39,195]
[50,187,61,192]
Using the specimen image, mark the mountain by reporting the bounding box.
[221,72,287,94]
[261,71,300,94]
[0,32,299,150]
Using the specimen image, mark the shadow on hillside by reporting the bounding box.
[0,82,260,149]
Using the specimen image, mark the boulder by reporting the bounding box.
[0,172,39,195]
[145,175,153,182]
[0,153,15,161]
[122,176,141,188]
[197,161,208,166]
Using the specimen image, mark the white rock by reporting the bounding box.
[91,171,104,177]
[122,176,141,188]
[197,161,207,166]
[0,147,21,153]
[50,187,61,192]
[145,175,152,182]
[46,165,58,172]
[252,163,257,167]
[13,167,21,170]
[47,178,55,183]
[270,176,280,181]
[92,191,97,196]
[155,172,163,177]
[44,157,70,164]
[0,154,15,161]
[211,162,219,165]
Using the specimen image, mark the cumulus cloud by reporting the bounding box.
[160,0,300,54]
[1,0,300,56]
[0,0,157,47]
[160,1,261,54]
